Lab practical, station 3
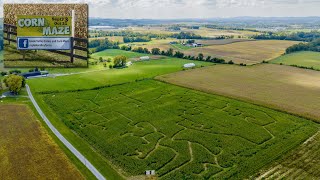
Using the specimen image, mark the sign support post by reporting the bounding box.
[71,10,75,63]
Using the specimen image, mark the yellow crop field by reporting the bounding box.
[0,104,84,179]
[90,36,124,43]
[157,64,320,122]
[180,27,259,38]
[184,40,299,64]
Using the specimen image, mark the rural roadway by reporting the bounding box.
[26,85,106,180]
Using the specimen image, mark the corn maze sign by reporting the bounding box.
[16,15,72,50]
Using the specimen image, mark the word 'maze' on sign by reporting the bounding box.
[16,15,72,50]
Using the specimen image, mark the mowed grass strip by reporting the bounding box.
[0,104,84,179]
[28,57,212,93]
[254,131,320,179]
[271,51,320,70]
[157,64,320,122]
[91,49,147,59]
[41,80,318,179]
[184,40,299,64]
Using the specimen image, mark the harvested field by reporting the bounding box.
[157,64,320,122]
[0,104,83,179]
[254,130,320,179]
[90,36,124,43]
[184,40,299,64]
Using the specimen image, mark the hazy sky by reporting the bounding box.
[2,0,320,19]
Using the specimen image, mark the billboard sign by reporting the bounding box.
[16,15,72,50]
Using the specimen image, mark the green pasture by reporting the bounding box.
[28,57,212,93]
[271,51,320,70]
[92,49,147,60]
[171,44,194,50]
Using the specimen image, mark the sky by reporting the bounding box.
[1,0,320,19]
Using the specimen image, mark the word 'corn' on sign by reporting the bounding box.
[17,15,72,37]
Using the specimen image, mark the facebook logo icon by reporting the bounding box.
[18,38,29,49]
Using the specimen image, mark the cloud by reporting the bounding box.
[1,0,320,18]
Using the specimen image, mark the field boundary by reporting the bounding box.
[154,76,320,123]
[26,84,106,180]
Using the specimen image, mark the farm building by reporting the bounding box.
[140,56,150,61]
[192,43,203,47]
[21,71,41,78]
[183,63,196,68]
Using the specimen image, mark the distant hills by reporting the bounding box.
[89,17,320,28]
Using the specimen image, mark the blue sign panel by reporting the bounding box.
[17,37,71,50]
[18,38,29,49]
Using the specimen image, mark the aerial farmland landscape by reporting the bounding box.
[1,1,320,180]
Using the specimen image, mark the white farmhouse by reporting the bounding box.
[140,56,150,61]
[183,63,196,68]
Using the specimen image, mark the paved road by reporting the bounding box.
[26,85,106,180]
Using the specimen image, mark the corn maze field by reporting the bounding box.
[41,80,319,179]
[255,131,320,179]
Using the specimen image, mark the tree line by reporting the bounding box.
[89,38,120,53]
[252,31,320,42]
[286,38,320,54]
[121,45,233,64]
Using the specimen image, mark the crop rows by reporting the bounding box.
[42,80,318,179]
[255,131,320,179]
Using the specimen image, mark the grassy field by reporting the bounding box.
[196,39,253,46]
[28,55,212,93]
[0,104,84,179]
[254,130,320,179]
[183,40,299,64]
[39,80,318,179]
[92,49,148,60]
[171,44,194,50]
[271,51,320,70]
[157,64,320,122]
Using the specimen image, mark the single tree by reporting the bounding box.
[198,53,204,61]
[113,55,127,68]
[3,74,23,94]
[151,48,160,55]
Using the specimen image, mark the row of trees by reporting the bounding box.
[90,30,203,40]
[171,32,202,39]
[253,31,320,42]
[89,38,120,53]
[123,36,151,43]
[286,38,320,54]
[121,45,232,64]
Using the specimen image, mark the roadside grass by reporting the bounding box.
[39,80,319,179]
[271,51,320,70]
